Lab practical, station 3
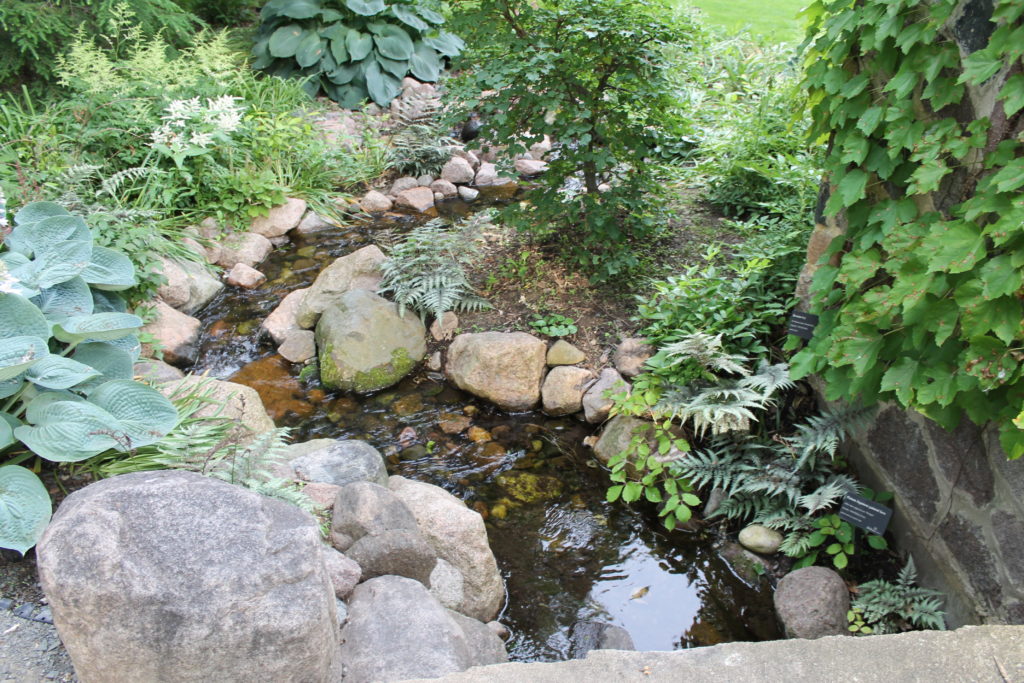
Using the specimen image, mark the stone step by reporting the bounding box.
[400,625,1023,682]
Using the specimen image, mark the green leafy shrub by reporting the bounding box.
[790,0,1024,458]
[251,0,463,107]
[447,0,693,281]
[0,0,201,90]
[0,200,179,554]
[851,558,946,634]
[377,212,493,321]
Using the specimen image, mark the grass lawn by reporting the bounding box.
[686,0,808,43]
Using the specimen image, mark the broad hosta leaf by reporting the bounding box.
[0,466,52,555]
[277,0,321,18]
[365,59,401,106]
[88,379,179,448]
[5,215,90,258]
[30,276,93,323]
[328,62,361,84]
[29,239,92,289]
[0,415,14,450]
[15,400,125,461]
[25,355,100,390]
[372,24,414,60]
[0,293,50,340]
[338,84,369,109]
[377,54,408,78]
[422,30,464,57]
[416,6,444,24]
[296,33,326,67]
[391,5,429,31]
[24,390,86,424]
[81,246,137,291]
[0,336,49,382]
[0,374,25,399]
[409,42,441,82]
[96,334,141,362]
[53,312,143,343]
[91,289,128,314]
[269,24,305,58]
[346,0,385,16]
[12,202,69,227]
[72,343,134,384]
[346,29,373,61]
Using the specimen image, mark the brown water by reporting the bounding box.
[190,206,781,661]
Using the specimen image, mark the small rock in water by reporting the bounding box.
[738,524,783,555]
[467,426,491,443]
[458,186,480,201]
[398,426,418,446]
[439,414,471,435]
[427,351,443,372]
[226,263,267,289]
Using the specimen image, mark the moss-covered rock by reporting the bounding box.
[495,470,564,504]
[315,290,426,393]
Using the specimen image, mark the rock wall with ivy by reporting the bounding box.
[793,0,1023,625]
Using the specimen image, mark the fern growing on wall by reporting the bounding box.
[377,213,493,321]
[851,558,946,634]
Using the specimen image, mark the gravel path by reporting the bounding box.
[0,605,74,682]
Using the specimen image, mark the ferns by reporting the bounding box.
[377,213,493,321]
[788,403,876,470]
[389,124,460,177]
[852,558,946,634]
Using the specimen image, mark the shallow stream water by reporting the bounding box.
[189,204,780,661]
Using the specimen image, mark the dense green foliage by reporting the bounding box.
[790,0,1024,458]
[851,558,946,634]
[687,0,807,43]
[448,0,693,280]
[0,201,179,553]
[252,0,462,107]
[0,0,200,90]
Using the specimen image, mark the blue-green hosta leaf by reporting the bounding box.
[29,239,92,289]
[0,294,49,340]
[12,201,69,227]
[346,29,373,60]
[0,252,38,298]
[422,30,464,57]
[24,390,86,424]
[88,380,178,448]
[269,23,305,58]
[409,42,441,82]
[91,289,128,314]
[296,32,326,67]
[5,215,90,258]
[80,246,136,291]
[0,466,52,555]
[391,5,429,31]
[26,356,100,390]
[0,336,49,382]
[377,54,408,78]
[277,0,321,18]
[0,415,13,450]
[346,0,385,16]
[416,6,444,24]
[54,312,143,343]
[372,24,414,60]
[328,62,361,85]
[365,59,401,106]
[72,343,134,386]
[0,374,26,399]
[15,400,125,461]
[30,276,93,323]
[92,334,141,362]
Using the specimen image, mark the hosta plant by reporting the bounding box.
[0,201,178,554]
[251,0,464,108]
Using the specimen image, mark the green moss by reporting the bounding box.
[495,470,564,504]
[319,345,417,393]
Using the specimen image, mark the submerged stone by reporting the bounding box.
[495,470,564,504]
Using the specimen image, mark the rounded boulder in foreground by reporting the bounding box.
[774,566,851,640]
[36,471,340,683]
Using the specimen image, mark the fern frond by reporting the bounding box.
[797,479,848,514]
[740,362,794,397]
[787,403,876,470]
[660,332,751,376]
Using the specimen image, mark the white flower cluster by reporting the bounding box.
[150,95,245,157]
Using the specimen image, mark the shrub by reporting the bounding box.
[447,0,694,281]
[251,0,463,107]
[0,200,179,554]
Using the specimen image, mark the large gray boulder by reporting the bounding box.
[156,257,223,314]
[592,414,652,466]
[315,289,426,393]
[36,471,341,683]
[446,332,547,411]
[215,231,273,269]
[288,439,389,488]
[774,566,850,640]
[346,528,438,585]
[296,245,387,329]
[541,366,595,416]
[330,481,419,551]
[249,197,306,239]
[140,301,201,367]
[389,476,504,622]
[338,576,506,682]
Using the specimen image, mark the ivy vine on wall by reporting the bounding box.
[790,0,1024,458]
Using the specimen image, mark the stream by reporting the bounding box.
[188,202,781,661]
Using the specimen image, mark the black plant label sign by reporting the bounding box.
[839,493,893,536]
[788,311,819,340]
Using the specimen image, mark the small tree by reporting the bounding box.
[448,0,695,280]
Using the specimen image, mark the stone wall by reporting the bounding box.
[833,396,1024,626]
